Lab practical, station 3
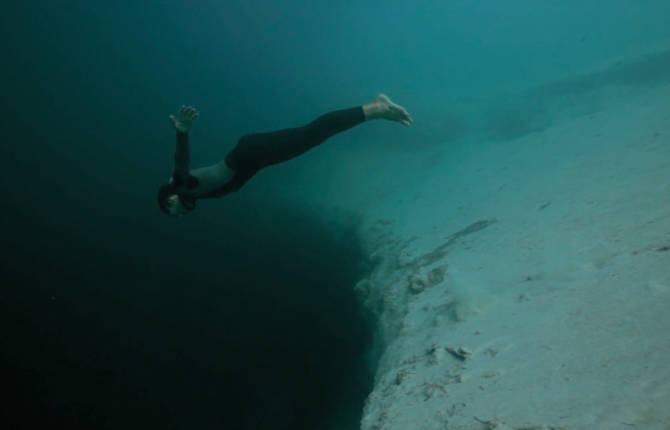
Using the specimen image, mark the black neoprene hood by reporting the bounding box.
[157,183,176,215]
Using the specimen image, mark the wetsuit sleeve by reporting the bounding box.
[173,131,190,183]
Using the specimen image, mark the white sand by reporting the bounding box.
[266,55,670,429]
[341,78,670,429]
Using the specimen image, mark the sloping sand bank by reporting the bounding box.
[355,63,670,430]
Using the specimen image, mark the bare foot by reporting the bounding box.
[363,94,413,126]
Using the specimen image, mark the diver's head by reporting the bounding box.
[157,184,196,216]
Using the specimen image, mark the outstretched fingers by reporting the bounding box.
[169,105,200,133]
[179,105,199,121]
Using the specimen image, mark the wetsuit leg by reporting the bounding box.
[225,106,366,172]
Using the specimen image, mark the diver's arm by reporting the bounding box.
[168,105,236,197]
[173,131,190,182]
[169,105,198,185]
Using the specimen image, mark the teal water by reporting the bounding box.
[1,1,670,429]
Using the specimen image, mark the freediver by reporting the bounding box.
[158,94,412,216]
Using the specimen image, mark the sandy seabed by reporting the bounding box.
[351,80,670,430]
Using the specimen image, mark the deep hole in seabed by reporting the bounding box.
[0,198,377,430]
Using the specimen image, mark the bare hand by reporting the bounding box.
[170,105,199,133]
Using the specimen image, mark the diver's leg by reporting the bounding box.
[225,107,365,171]
[224,94,412,172]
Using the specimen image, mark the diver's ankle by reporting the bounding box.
[362,101,382,120]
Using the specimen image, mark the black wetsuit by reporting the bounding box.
[172,106,366,201]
